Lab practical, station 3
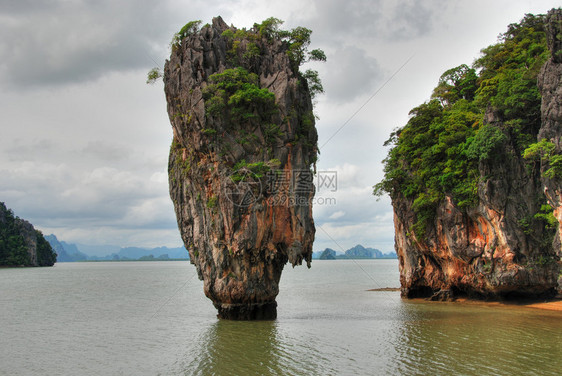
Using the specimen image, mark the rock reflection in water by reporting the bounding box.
[184,320,285,376]
[390,301,562,375]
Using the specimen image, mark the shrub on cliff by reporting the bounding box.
[202,67,276,122]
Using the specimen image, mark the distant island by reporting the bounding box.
[45,235,392,263]
[0,202,56,267]
[315,244,397,260]
[45,234,189,262]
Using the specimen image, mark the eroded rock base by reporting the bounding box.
[215,302,278,320]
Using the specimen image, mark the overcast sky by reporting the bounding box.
[0,0,559,253]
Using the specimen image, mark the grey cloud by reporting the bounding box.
[4,138,57,161]
[297,0,439,44]
[82,140,129,163]
[0,0,56,15]
[323,45,383,102]
[0,161,174,229]
[382,0,440,40]
[0,0,164,88]
[0,0,230,89]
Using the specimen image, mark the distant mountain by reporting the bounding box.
[114,246,188,260]
[316,244,397,260]
[345,244,382,259]
[46,235,189,261]
[45,234,88,262]
[319,248,336,260]
[75,244,121,257]
[118,247,157,259]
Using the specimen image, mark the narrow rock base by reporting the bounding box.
[215,302,278,320]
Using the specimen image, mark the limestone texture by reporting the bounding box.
[164,17,317,319]
[538,9,562,291]
[392,10,562,300]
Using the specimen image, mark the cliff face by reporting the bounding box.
[0,202,57,267]
[393,149,558,299]
[388,10,561,300]
[538,9,562,290]
[164,18,317,319]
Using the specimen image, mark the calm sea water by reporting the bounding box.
[1,260,560,376]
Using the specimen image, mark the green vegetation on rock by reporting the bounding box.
[230,159,280,182]
[523,138,562,179]
[220,17,326,97]
[171,20,202,50]
[146,67,163,84]
[202,67,277,123]
[0,202,56,266]
[252,17,327,67]
[374,13,550,237]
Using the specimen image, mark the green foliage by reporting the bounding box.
[251,17,326,94]
[518,216,533,235]
[302,69,324,99]
[171,140,191,174]
[375,13,550,238]
[206,196,218,209]
[0,202,56,266]
[236,130,259,146]
[518,200,557,252]
[203,67,277,124]
[253,17,284,40]
[534,204,558,229]
[231,159,279,182]
[474,13,548,128]
[222,28,261,64]
[535,254,556,266]
[221,29,235,39]
[301,111,315,131]
[171,20,202,49]
[432,64,478,106]
[285,26,313,66]
[523,138,556,159]
[465,124,507,161]
[262,123,283,145]
[146,67,162,84]
[242,42,261,60]
[523,139,562,179]
[308,49,327,62]
[36,230,57,266]
[545,155,562,179]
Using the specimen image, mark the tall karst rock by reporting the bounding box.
[376,10,561,300]
[164,17,321,319]
[538,9,562,290]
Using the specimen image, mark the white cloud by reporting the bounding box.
[322,46,383,103]
[328,211,346,220]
